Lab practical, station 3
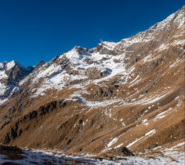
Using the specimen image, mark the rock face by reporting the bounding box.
[0,61,33,100]
[85,67,108,79]
[84,57,94,64]
[0,6,184,156]
[33,60,45,71]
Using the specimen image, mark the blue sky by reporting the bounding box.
[0,0,184,67]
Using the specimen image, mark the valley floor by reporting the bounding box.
[0,142,184,165]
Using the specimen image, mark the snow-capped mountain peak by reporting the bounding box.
[5,60,25,70]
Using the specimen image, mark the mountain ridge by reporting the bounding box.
[0,5,184,158]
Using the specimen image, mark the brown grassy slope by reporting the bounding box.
[0,10,184,155]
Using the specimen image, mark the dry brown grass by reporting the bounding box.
[0,14,184,156]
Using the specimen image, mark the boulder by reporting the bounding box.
[106,147,134,156]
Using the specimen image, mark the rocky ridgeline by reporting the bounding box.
[0,61,32,100]
[0,6,184,102]
[0,6,184,156]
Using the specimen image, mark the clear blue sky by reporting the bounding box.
[0,0,184,67]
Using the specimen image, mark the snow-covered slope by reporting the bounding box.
[15,4,184,100]
[1,6,184,103]
[0,142,184,165]
[0,60,34,102]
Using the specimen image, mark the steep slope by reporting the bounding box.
[0,6,184,156]
[0,60,33,104]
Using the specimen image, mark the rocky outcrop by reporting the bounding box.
[5,65,32,83]
[33,60,45,71]
[106,147,135,156]
[85,67,108,80]
[0,101,58,145]
[0,61,33,100]
[86,85,114,99]
[83,57,94,64]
